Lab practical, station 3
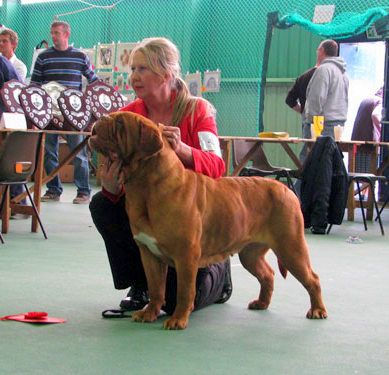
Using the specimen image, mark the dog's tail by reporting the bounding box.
[278,260,288,279]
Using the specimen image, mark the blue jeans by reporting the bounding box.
[44,133,91,196]
[322,121,345,138]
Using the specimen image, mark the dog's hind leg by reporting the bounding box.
[239,246,275,310]
[272,236,327,319]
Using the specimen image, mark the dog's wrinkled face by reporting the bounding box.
[89,112,164,167]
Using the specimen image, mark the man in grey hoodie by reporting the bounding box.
[305,39,349,138]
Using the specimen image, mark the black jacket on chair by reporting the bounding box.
[300,136,348,229]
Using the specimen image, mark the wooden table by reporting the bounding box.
[0,129,91,234]
[218,136,386,221]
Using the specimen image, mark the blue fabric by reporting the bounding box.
[44,133,90,196]
[30,47,97,90]
[0,55,20,116]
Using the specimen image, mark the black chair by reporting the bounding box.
[376,178,388,220]
[232,139,298,194]
[345,173,384,235]
[0,131,47,242]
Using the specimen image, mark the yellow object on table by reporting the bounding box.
[311,115,324,139]
[258,131,289,138]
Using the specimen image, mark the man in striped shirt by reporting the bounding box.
[31,20,97,204]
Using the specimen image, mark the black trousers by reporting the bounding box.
[89,192,226,314]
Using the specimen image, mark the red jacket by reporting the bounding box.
[102,96,225,202]
[120,97,225,178]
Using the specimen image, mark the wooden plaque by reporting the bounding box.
[85,80,124,120]
[58,89,92,131]
[19,85,53,129]
[0,79,27,114]
[42,81,66,130]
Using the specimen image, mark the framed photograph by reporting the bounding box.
[203,70,221,93]
[97,72,114,87]
[115,74,125,92]
[80,47,96,69]
[185,72,202,97]
[115,42,138,73]
[97,43,115,70]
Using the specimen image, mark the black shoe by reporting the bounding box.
[311,225,327,235]
[215,258,233,304]
[119,287,149,311]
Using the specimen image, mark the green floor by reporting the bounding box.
[1,182,388,374]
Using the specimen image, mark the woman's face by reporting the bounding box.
[130,51,166,100]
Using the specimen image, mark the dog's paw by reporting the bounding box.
[132,308,158,323]
[248,299,270,310]
[306,308,328,319]
[163,317,188,330]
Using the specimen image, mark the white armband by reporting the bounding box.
[198,131,222,158]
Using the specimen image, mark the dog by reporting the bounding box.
[89,112,327,330]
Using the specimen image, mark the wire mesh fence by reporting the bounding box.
[1,0,388,136]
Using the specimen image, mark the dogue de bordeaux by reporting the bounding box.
[89,112,327,330]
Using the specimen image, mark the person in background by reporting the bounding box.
[351,87,383,173]
[30,21,97,204]
[305,39,349,139]
[285,66,316,163]
[0,28,27,83]
[89,37,232,316]
[0,54,26,218]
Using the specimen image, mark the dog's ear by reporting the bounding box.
[138,117,164,159]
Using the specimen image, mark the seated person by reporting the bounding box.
[89,37,232,314]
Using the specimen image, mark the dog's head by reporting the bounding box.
[89,111,164,172]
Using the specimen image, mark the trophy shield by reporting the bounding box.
[42,81,66,130]
[0,79,27,114]
[58,88,92,131]
[85,80,124,120]
[19,85,53,129]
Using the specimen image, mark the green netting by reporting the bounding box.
[1,0,388,137]
[277,7,388,39]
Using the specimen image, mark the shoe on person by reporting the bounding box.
[41,191,60,202]
[310,225,327,235]
[215,258,233,304]
[120,287,149,311]
[72,193,90,204]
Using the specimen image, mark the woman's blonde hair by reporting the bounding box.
[130,37,215,126]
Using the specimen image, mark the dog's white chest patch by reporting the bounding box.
[134,232,162,257]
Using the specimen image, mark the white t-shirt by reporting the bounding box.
[10,54,27,83]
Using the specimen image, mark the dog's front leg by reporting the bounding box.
[132,245,167,324]
[164,257,198,330]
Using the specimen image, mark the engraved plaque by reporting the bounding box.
[42,81,66,130]
[19,85,53,129]
[86,80,124,120]
[0,79,27,114]
[58,88,92,131]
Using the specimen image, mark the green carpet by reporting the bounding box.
[1,182,388,374]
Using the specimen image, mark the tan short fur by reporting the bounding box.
[89,112,327,330]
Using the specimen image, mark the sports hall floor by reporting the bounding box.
[0,181,388,375]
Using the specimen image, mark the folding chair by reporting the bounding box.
[0,131,47,242]
[233,139,298,194]
[348,173,384,235]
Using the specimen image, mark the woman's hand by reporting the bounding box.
[100,154,124,195]
[161,125,194,168]
[163,125,182,153]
